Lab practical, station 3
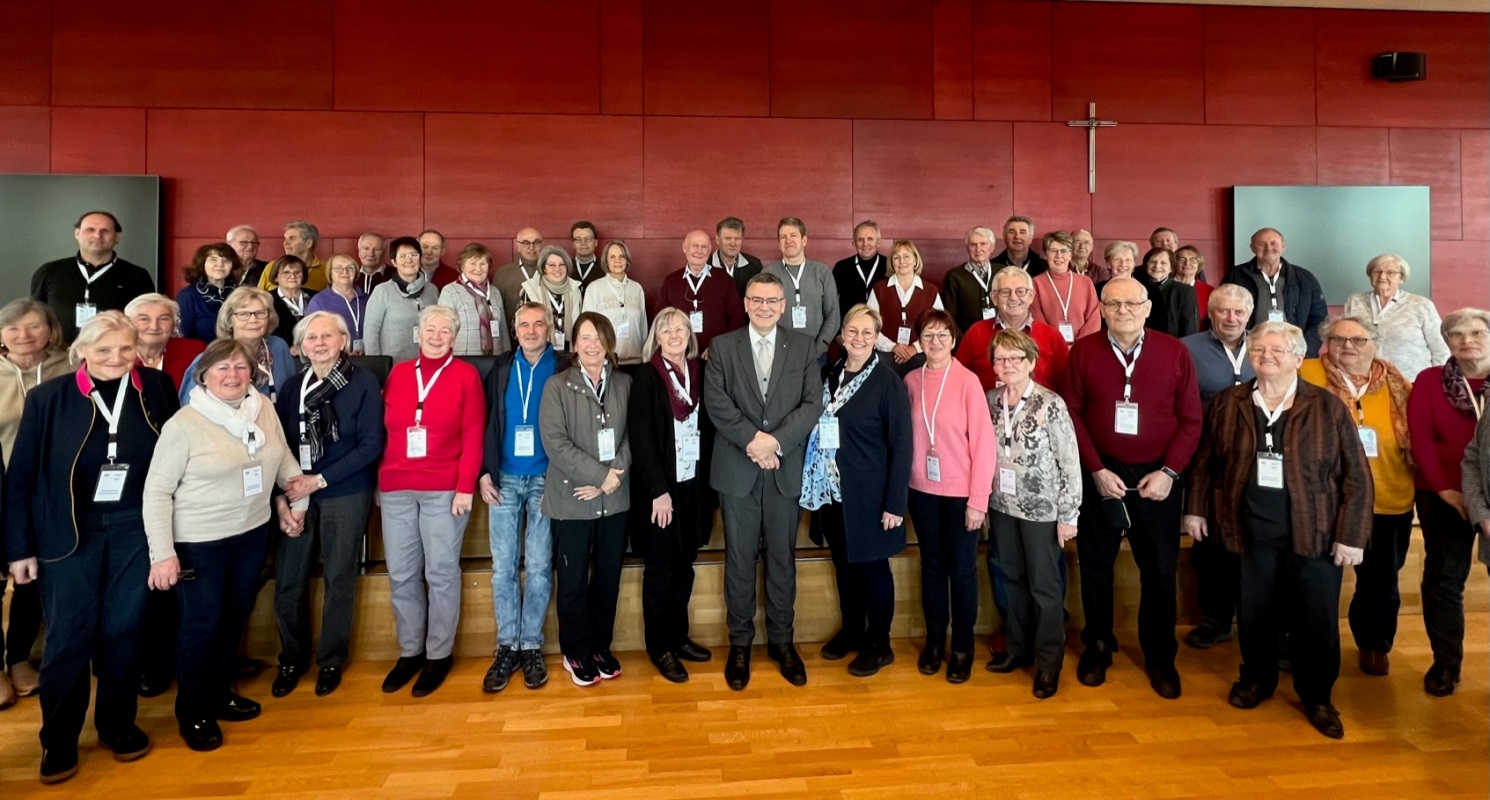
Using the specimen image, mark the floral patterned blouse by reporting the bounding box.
[987,383,1082,524]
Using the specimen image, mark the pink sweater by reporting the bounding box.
[1030,269,1102,341]
[904,360,997,509]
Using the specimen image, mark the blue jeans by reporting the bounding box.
[489,473,552,651]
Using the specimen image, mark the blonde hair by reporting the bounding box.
[641,307,700,360]
[216,287,278,340]
[68,310,137,366]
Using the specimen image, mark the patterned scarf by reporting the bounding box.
[461,278,495,355]
[301,354,354,462]
[650,350,700,422]
[800,353,879,511]
[1443,357,1490,420]
[1319,352,1413,463]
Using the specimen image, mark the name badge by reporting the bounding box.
[1114,401,1140,435]
[1267,309,1285,323]
[896,327,912,346]
[818,415,840,449]
[351,338,364,354]
[926,455,941,482]
[299,443,313,471]
[406,426,428,459]
[243,464,264,497]
[1058,322,1075,343]
[76,303,98,325]
[982,307,997,320]
[689,310,704,333]
[489,320,502,340]
[999,466,1017,495]
[597,427,616,462]
[1256,451,1284,489]
[615,318,632,341]
[679,433,701,462]
[94,464,130,503]
[1358,426,1379,458]
[791,306,808,329]
[514,425,536,457]
[412,326,420,344]
[554,330,566,350]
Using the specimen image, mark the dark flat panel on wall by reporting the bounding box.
[1050,2,1205,125]
[1204,7,1315,126]
[852,120,1012,240]
[770,0,935,119]
[971,0,1051,122]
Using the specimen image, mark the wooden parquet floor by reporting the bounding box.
[0,614,1485,799]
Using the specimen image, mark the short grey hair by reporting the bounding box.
[1320,314,1378,344]
[125,292,180,321]
[1003,215,1034,233]
[964,226,996,245]
[419,304,461,334]
[69,310,137,366]
[513,300,552,331]
[358,231,385,246]
[226,224,259,240]
[641,306,700,361]
[536,245,574,274]
[1366,253,1411,282]
[285,220,320,246]
[1442,308,1490,339]
[992,265,1034,290]
[1208,283,1254,315]
[1248,321,1307,358]
[1104,241,1140,263]
[217,287,278,339]
[293,310,350,351]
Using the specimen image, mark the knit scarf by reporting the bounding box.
[188,384,266,456]
[301,354,354,462]
[391,272,427,299]
[460,278,495,354]
[651,350,700,422]
[800,353,879,511]
[1443,357,1490,419]
[1319,352,1413,462]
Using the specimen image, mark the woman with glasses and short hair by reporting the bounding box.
[1342,254,1449,381]
[177,288,297,406]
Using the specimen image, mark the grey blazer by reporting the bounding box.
[703,326,824,498]
[539,364,632,521]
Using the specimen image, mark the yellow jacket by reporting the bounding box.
[257,254,328,292]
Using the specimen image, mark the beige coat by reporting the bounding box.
[0,350,72,461]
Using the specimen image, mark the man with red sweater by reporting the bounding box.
[1062,277,1201,700]
[957,267,1069,393]
[658,230,747,358]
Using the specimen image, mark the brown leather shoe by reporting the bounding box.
[10,662,39,697]
[1358,649,1389,677]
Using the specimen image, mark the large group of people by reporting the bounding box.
[0,209,1483,785]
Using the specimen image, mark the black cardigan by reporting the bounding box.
[819,356,913,564]
[481,348,572,480]
[627,359,716,499]
[1144,277,1199,339]
[5,367,179,562]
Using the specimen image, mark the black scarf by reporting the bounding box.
[302,354,355,462]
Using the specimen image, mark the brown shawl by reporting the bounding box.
[1319,352,1413,465]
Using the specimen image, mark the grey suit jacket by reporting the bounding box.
[703,326,824,498]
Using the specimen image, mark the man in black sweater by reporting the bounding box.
[709,216,763,298]
[991,215,1049,277]
[32,211,155,342]
[830,220,888,321]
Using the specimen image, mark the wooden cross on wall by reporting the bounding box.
[1066,102,1117,194]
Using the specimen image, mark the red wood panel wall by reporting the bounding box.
[1,0,1485,305]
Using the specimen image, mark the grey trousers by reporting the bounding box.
[720,474,800,646]
[990,510,1065,672]
[380,490,470,660]
[275,489,373,669]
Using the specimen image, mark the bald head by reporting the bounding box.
[683,229,712,270]
[1100,277,1151,336]
[514,227,543,266]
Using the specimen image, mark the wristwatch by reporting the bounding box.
[315,474,328,489]
[1160,466,1180,481]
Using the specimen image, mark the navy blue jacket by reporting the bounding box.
[481,348,572,481]
[1222,258,1329,356]
[273,365,385,498]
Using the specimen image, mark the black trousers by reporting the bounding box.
[1238,539,1343,706]
[139,588,179,685]
[990,510,1065,672]
[1347,510,1415,653]
[1418,490,1477,671]
[174,524,270,725]
[821,502,895,648]
[553,514,627,661]
[3,579,42,667]
[36,509,149,752]
[1076,459,1182,669]
[908,490,980,654]
[1189,533,1238,630]
[641,479,707,659]
[274,489,372,669]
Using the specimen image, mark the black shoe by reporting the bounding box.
[1077,645,1112,687]
[271,664,304,698]
[1424,662,1461,697]
[819,630,861,661]
[1147,665,1182,699]
[725,645,752,691]
[767,643,808,686]
[563,655,601,687]
[138,673,171,698]
[1227,681,1274,709]
[217,693,262,722]
[315,666,343,697]
[39,747,79,784]
[1184,621,1234,649]
[918,643,944,675]
[1032,669,1060,700]
[520,649,549,689]
[235,656,266,679]
[1358,649,1390,677]
[382,654,426,693]
[411,655,453,697]
[179,719,223,752]
[986,652,1034,674]
[946,651,973,684]
[483,647,519,694]
[101,725,152,762]
[1304,703,1345,739]
[678,639,713,663]
[594,650,623,680]
[652,652,689,683]
[847,643,895,677]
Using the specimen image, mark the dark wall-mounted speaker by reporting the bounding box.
[1372,52,1427,82]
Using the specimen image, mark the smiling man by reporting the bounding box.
[992,215,1049,278]
[1222,228,1327,355]
[32,211,156,342]
[831,220,888,322]
[763,217,839,360]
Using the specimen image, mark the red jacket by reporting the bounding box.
[379,355,487,493]
[143,338,206,392]
[956,317,1070,394]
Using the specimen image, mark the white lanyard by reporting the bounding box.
[1252,377,1297,451]
[549,292,565,318]
[577,261,596,282]
[360,270,380,294]
[514,354,540,424]
[1044,270,1074,322]
[1334,367,1370,422]
[824,368,859,416]
[605,277,629,308]
[519,264,535,282]
[341,292,363,332]
[968,263,991,294]
[1222,339,1248,384]
[1000,380,1036,448]
[583,367,609,423]
[279,289,306,317]
[664,358,693,408]
[919,364,950,453]
[90,378,130,463]
[683,268,707,303]
[413,355,453,426]
[1371,292,1400,323]
[855,256,880,289]
[1110,337,1144,402]
[1465,377,1485,420]
[77,257,116,303]
[9,360,41,395]
[297,370,325,441]
[784,262,806,304]
[1261,269,1282,309]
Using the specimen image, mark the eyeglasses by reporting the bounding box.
[232,310,269,320]
[744,296,785,307]
[572,236,596,244]
[1044,247,1071,256]
[1327,335,1371,348]
[1177,257,1202,266]
[330,265,356,273]
[1447,329,1490,341]
[515,239,543,247]
[1102,300,1148,311]
[1371,270,1403,278]
[993,288,1032,299]
[920,332,953,343]
[395,252,420,261]
[991,355,1027,366]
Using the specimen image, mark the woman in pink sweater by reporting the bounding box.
[1030,231,1101,344]
[904,308,996,685]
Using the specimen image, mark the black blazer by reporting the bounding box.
[1144,277,1199,339]
[821,356,913,563]
[271,288,317,344]
[481,348,573,480]
[627,359,716,499]
[5,367,179,562]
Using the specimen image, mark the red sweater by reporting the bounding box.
[379,355,487,493]
[144,337,206,391]
[656,267,746,353]
[956,317,1070,394]
[1061,330,1202,474]
[1407,366,1483,492]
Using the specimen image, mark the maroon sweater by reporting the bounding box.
[1061,330,1202,474]
[1407,366,1484,492]
[657,267,746,352]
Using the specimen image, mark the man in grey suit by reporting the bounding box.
[703,271,824,690]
